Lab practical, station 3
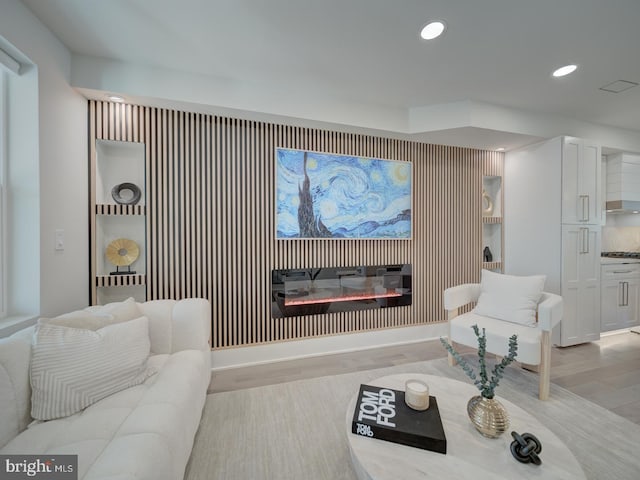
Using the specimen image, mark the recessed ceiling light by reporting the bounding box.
[420,21,446,40]
[496,147,505,152]
[552,65,578,77]
[107,94,124,103]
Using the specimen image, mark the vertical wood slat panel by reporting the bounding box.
[89,101,502,349]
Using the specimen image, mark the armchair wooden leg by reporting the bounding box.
[539,330,551,400]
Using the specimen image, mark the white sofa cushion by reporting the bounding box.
[473,269,546,327]
[2,350,209,480]
[30,316,154,420]
[0,335,33,449]
[451,312,542,365]
[137,299,212,354]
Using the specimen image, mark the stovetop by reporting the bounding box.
[601,251,640,265]
[601,251,640,258]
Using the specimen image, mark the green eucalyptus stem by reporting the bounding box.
[473,324,489,388]
[440,325,518,399]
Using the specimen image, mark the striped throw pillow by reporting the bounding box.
[30,316,154,421]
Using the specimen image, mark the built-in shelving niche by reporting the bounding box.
[482,175,503,272]
[91,139,147,304]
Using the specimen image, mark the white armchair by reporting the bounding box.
[443,272,563,400]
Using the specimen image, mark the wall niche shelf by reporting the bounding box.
[95,204,146,216]
[482,175,503,272]
[90,139,147,305]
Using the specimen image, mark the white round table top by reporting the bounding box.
[346,373,586,480]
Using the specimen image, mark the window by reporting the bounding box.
[0,42,21,320]
[0,70,6,318]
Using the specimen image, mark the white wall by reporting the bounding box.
[0,0,88,317]
[504,137,563,294]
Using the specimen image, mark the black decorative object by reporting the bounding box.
[510,431,542,465]
[111,182,141,205]
[352,384,447,454]
[483,246,493,262]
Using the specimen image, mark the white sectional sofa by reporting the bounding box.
[0,298,211,480]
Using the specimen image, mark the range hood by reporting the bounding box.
[605,199,640,214]
[606,152,640,213]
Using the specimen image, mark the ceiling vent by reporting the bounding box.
[599,80,638,93]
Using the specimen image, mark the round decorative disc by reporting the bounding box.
[105,238,140,267]
[111,182,142,205]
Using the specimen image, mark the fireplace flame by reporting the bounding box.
[284,290,403,306]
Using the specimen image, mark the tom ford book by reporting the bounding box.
[351,384,447,454]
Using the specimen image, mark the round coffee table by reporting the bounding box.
[345,373,586,479]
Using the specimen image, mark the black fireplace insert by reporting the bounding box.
[271,264,412,318]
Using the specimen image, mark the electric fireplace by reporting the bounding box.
[271,264,411,318]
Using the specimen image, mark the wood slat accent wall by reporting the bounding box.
[88,101,503,349]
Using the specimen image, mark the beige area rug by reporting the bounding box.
[184,357,640,480]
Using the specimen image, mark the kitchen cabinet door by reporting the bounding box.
[600,279,639,331]
[600,264,640,332]
[600,281,621,331]
[561,138,601,224]
[622,278,640,328]
[561,225,601,345]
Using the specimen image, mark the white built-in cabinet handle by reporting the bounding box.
[579,195,589,222]
[626,281,629,306]
[619,281,630,307]
[580,228,589,254]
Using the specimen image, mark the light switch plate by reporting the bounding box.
[55,229,64,251]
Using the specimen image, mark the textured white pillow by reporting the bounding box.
[472,269,546,326]
[38,310,115,330]
[30,316,154,421]
[40,297,142,331]
[84,296,142,324]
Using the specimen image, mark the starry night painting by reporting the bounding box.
[276,148,412,239]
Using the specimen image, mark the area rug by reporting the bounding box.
[184,357,640,480]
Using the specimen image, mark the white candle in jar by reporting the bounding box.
[405,379,430,411]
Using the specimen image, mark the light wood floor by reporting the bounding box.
[210,330,640,425]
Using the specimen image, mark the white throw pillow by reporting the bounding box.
[38,310,115,330]
[84,296,142,324]
[472,269,546,327]
[30,316,154,421]
[40,297,142,331]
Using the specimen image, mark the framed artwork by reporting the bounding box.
[276,148,412,239]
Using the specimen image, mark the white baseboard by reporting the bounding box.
[210,322,449,371]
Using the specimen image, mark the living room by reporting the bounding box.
[1,1,640,479]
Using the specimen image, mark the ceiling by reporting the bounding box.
[20,0,640,151]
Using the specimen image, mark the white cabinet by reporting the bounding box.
[561,137,601,224]
[505,136,602,347]
[90,140,147,305]
[561,225,601,345]
[600,264,640,332]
